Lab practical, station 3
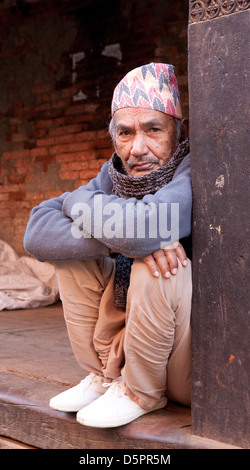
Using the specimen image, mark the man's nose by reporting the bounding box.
[130,132,148,157]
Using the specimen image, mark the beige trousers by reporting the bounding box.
[54,256,192,410]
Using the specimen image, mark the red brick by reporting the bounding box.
[88,159,107,169]
[7,175,26,184]
[76,178,90,187]
[60,170,80,180]
[25,174,34,183]
[51,88,75,100]
[61,161,89,171]
[79,169,99,179]
[0,168,7,178]
[16,158,30,167]
[43,189,64,199]
[26,191,45,201]
[2,184,25,193]
[32,128,47,139]
[52,99,71,109]
[54,117,68,127]
[0,201,11,210]
[11,133,27,143]
[0,193,9,201]
[34,119,54,129]
[30,147,49,157]
[48,144,67,155]
[48,142,95,155]
[9,117,22,126]
[15,200,32,211]
[64,104,86,116]
[53,134,78,145]
[16,165,33,175]
[38,93,51,103]
[94,138,113,149]
[2,150,30,159]
[37,137,55,147]
[96,148,113,159]
[55,151,96,162]
[74,131,97,141]
[67,142,96,153]
[68,114,96,124]
[33,103,51,113]
[32,84,51,95]
[0,209,11,217]
[48,124,82,137]
[9,191,26,201]
[35,155,53,172]
[97,130,110,139]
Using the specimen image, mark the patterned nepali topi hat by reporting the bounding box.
[111,62,182,120]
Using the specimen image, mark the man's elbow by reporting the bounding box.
[23,232,46,262]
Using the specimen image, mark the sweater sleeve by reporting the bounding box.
[62,155,192,258]
[23,162,112,262]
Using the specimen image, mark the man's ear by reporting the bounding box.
[181,118,189,140]
[113,140,118,154]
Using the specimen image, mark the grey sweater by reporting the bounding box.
[24,154,192,262]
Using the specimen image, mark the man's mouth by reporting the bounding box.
[130,161,156,171]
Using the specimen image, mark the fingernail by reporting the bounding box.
[172,268,177,275]
[154,271,159,277]
[183,260,188,266]
[164,271,171,278]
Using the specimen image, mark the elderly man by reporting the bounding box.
[24,63,192,428]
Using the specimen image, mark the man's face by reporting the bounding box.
[113,108,177,177]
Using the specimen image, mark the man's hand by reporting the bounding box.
[142,241,188,278]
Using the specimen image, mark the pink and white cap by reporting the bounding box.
[111,62,182,120]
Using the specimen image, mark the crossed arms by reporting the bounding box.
[24,155,192,276]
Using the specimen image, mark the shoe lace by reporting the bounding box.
[81,372,103,389]
[102,376,125,398]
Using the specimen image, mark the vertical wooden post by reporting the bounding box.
[188,2,250,448]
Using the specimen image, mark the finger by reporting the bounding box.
[163,241,188,268]
[152,250,171,278]
[175,244,188,266]
[143,254,160,278]
[162,249,179,275]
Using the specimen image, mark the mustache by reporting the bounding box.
[127,157,159,168]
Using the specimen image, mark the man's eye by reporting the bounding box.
[119,130,130,136]
[151,127,160,133]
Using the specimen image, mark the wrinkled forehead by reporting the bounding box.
[113,107,176,130]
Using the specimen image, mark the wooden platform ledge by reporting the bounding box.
[0,303,240,449]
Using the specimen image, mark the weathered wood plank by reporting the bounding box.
[0,435,35,449]
[0,303,241,449]
[188,9,250,448]
[0,371,239,449]
[0,302,84,386]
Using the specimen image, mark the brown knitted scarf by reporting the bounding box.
[108,137,190,310]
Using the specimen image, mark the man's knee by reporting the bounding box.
[127,258,192,314]
[129,258,191,292]
[127,259,160,302]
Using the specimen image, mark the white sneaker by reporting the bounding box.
[49,373,108,412]
[76,377,166,428]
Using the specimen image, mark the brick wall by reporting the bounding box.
[0,0,189,255]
